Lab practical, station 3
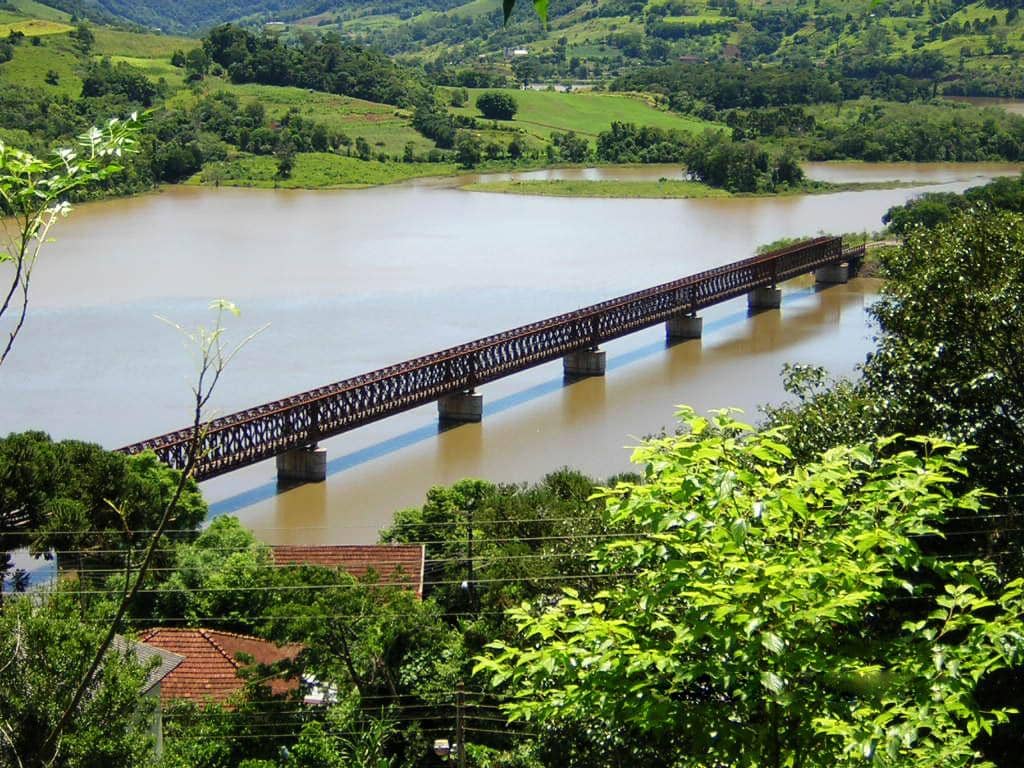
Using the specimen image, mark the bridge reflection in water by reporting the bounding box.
[119,237,863,483]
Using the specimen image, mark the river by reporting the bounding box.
[1,162,1019,556]
[944,96,1024,116]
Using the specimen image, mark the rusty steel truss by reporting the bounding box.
[118,236,846,480]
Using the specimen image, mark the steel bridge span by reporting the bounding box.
[118,237,863,483]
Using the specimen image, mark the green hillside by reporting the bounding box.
[451,88,718,139]
[0,32,84,96]
[0,0,1021,194]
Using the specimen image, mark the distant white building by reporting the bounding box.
[512,48,529,56]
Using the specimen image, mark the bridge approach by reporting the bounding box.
[118,237,863,483]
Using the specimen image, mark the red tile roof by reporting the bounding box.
[270,544,424,597]
[140,628,302,705]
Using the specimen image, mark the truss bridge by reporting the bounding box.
[118,237,864,483]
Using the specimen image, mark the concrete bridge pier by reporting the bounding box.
[438,389,483,423]
[814,262,849,285]
[666,314,703,341]
[277,445,327,484]
[563,347,606,377]
[747,286,782,310]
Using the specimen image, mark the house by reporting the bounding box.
[112,635,184,756]
[270,544,425,598]
[139,628,303,707]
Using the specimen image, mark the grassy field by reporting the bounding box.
[92,28,198,58]
[107,55,187,88]
[340,13,404,33]
[194,152,458,188]
[8,0,70,21]
[0,18,72,36]
[169,81,434,154]
[450,89,720,140]
[446,0,501,20]
[0,35,83,96]
[548,15,642,44]
[661,14,736,25]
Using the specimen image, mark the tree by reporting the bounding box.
[455,131,482,168]
[81,60,159,106]
[551,131,589,162]
[476,92,518,121]
[149,516,275,633]
[507,135,528,160]
[477,409,1024,768]
[71,22,93,52]
[275,144,295,180]
[26,300,264,768]
[0,433,208,581]
[184,47,211,82]
[0,587,154,768]
[685,131,800,192]
[381,470,625,628]
[0,118,139,368]
[866,207,1024,507]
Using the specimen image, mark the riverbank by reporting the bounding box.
[189,152,461,189]
[185,154,1023,194]
[16,163,1012,540]
[459,178,936,199]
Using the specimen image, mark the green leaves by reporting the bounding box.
[501,0,548,25]
[1,114,142,368]
[476,411,1024,767]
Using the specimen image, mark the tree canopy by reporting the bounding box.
[476,91,518,121]
[477,409,1024,768]
[0,588,154,768]
[0,431,207,601]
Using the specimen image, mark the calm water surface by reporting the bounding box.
[0,163,1016,550]
[944,96,1024,116]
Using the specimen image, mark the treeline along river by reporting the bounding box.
[0,162,1019,550]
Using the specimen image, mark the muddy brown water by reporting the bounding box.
[1,162,1018,556]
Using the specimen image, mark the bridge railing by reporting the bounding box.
[119,236,843,479]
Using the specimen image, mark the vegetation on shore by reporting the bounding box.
[461,176,934,198]
[192,152,459,188]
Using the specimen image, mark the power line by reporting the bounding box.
[16,515,1024,560]
[5,503,1024,538]
[0,513,617,536]
[24,530,648,557]
[57,570,633,597]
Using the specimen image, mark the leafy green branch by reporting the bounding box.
[0,115,140,368]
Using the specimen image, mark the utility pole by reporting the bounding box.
[456,681,467,768]
[465,503,475,613]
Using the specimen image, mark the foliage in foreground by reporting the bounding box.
[0,587,154,768]
[765,205,1024,576]
[478,409,1024,768]
[0,431,207,595]
[883,174,1024,234]
[0,115,139,367]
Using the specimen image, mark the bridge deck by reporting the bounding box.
[119,237,859,480]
